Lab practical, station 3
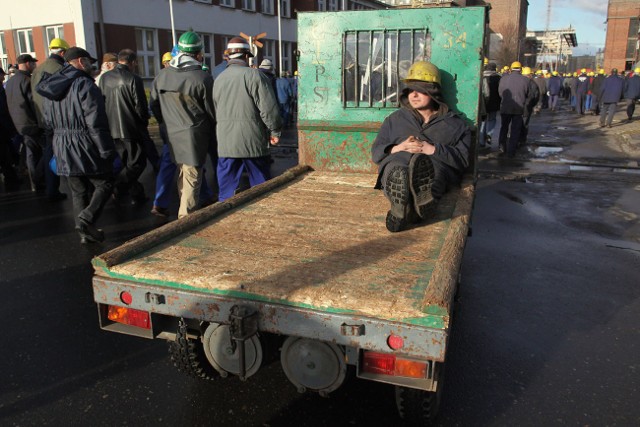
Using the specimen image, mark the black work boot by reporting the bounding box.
[384,166,412,232]
[77,219,105,243]
[409,154,437,219]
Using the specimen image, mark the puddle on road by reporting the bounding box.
[534,146,564,156]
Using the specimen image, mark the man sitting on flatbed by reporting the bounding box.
[372,61,472,232]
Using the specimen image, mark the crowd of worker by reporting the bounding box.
[0,33,297,243]
[480,60,640,158]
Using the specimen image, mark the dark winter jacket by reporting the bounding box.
[623,75,640,100]
[372,98,471,189]
[36,65,115,176]
[150,54,215,167]
[213,59,281,158]
[576,75,589,94]
[591,74,605,99]
[482,70,501,112]
[524,78,540,118]
[5,70,40,137]
[498,71,530,115]
[0,85,17,138]
[547,76,563,96]
[533,76,546,96]
[275,77,293,104]
[31,53,65,127]
[99,63,150,140]
[600,74,624,104]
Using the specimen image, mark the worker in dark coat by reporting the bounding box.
[480,62,501,147]
[520,67,540,146]
[547,71,563,111]
[599,68,624,128]
[0,67,20,189]
[623,67,640,121]
[372,61,471,233]
[575,69,589,115]
[498,61,530,158]
[99,48,149,204]
[5,54,44,192]
[590,69,606,115]
[36,47,116,244]
[150,31,215,218]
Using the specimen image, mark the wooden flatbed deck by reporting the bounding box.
[94,169,473,327]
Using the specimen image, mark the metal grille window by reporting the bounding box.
[343,29,431,108]
[262,0,274,15]
[242,0,256,11]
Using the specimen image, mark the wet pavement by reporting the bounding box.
[0,100,639,426]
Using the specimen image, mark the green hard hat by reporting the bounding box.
[178,31,203,53]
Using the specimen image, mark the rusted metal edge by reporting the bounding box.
[421,175,475,323]
[93,164,312,270]
[297,120,383,132]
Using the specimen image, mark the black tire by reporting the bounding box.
[395,363,444,426]
[168,325,219,381]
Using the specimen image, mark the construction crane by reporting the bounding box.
[545,0,552,31]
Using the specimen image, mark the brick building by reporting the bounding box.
[0,0,383,82]
[603,0,640,71]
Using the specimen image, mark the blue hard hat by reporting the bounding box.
[171,44,180,57]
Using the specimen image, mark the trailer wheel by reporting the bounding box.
[168,322,219,381]
[394,385,442,426]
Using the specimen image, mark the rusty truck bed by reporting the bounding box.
[93,166,473,329]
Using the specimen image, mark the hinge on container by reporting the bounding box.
[340,323,365,336]
[145,292,166,304]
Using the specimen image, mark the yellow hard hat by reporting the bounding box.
[404,61,441,85]
[552,71,559,76]
[580,68,586,73]
[162,52,172,63]
[598,69,605,75]
[635,67,640,73]
[511,61,522,70]
[483,57,489,65]
[535,70,542,75]
[49,38,70,50]
[522,67,532,75]
[587,71,594,77]
[573,72,578,77]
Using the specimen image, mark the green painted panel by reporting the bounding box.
[297,7,487,171]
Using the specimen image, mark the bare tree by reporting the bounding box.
[493,22,520,68]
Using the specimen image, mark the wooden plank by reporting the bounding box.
[95,171,474,324]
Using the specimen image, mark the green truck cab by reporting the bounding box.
[92,6,487,424]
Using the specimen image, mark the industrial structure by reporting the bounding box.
[603,0,640,71]
[526,28,578,73]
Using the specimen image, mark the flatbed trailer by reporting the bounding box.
[92,6,487,423]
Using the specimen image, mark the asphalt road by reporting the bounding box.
[0,109,639,426]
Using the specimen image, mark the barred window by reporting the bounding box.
[343,29,430,107]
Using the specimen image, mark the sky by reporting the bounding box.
[527,0,609,56]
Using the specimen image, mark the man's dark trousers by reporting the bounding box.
[499,113,523,157]
[67,175,114,227]
[114,138,147,199]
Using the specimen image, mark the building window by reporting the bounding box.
[280,0,290,18]
[0,32,7,71]
[220,0,234,7]
[328,0,338,11]
[201,33,214,71]
[242,0,255,11]
[282,41,291,74]
[626,18,639,59]
[262,0,274,14]
[45,25,64,49]
[318,0,326,11]
[16,29,35,56]
[135,28,158,78]
[343,29,431,107]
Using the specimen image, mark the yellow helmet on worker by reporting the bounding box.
[510,61,522,70]
[580,68,587,74]
[49,38,70,50]
[552,71,559,76]
[483,57,489,65]
[635,67,640,73]
[404,61,441,85]
[598,69,605,75]
[521,66,532,75]
[162,52,172,63]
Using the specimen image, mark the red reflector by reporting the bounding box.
[362,351,428,379]
[120,291,133,305]
[362,351,396,375]
[387,334,404,350]
[107,305,151,329]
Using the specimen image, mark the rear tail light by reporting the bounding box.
[107,305,151,329]
[362,351,428,379]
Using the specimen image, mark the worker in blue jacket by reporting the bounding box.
[599,69,624,128]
